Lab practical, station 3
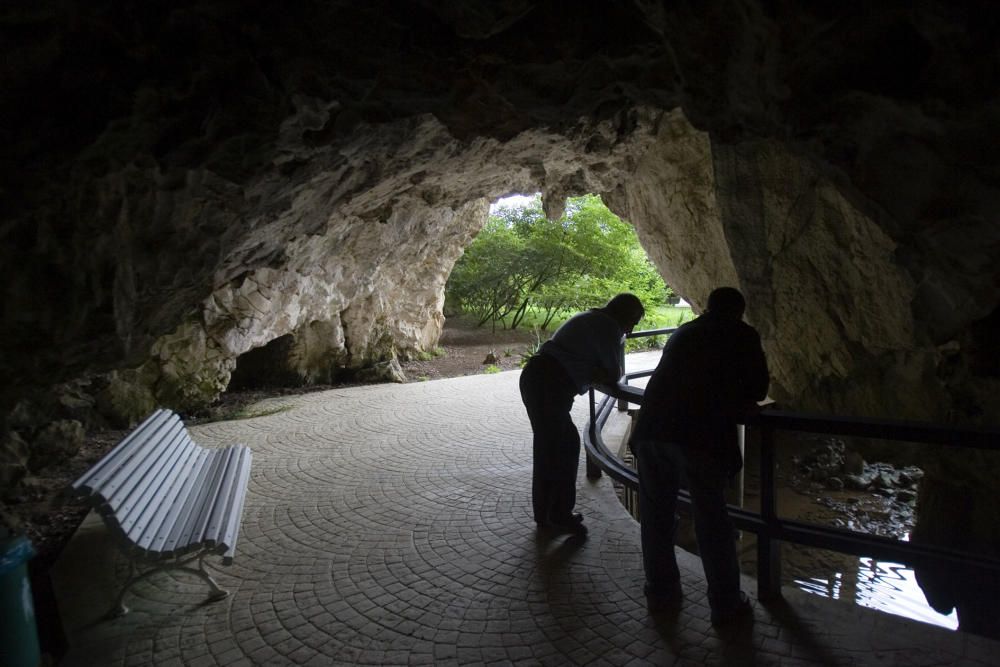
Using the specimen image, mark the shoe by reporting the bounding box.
[710,591,753,626]
[544,516,588,535]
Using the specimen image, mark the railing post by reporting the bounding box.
[617,335,628,412]
[756,422,782,600]
[586,388,602,479]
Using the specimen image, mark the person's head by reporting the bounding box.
[603,293,645,333]
[706,287,746,320]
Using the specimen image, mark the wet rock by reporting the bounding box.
[793,439,921,540]
[873,469,896,490]
[797,441,922,500]
[843,450,865,476]
[867,508,891,521]
[844,472,875,491]
[897,467,924,488]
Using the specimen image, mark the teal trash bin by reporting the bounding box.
[0,536,41,667]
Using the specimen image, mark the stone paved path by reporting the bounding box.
[54,367,999,665]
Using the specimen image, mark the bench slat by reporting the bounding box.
[104,425,194,535]
[219,447,253,564]
[187,447,238,552]
[141,448,212,556]
[161,447,231,557]
[205,446,252,557]
[92,416,187,507]
[72,409,252,576]
[132,444,209,552]
[72,409,173,494]
[204,446,245,546]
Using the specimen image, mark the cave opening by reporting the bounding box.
[228,334,303,391]
[448,190,689,338]
[3,2,1000,660]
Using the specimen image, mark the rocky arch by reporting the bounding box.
[3,2,996,425]
[3,0,1000,631]
[7,96,996,424]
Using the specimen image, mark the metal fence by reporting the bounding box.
[584,329,1000,601]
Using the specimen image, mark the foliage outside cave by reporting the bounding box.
[445,194,673,332]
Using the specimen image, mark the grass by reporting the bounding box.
[624,306,694,351]
[450,303,695,360]
[489,304,694,334]
[414,347,447,361]
[210,404,292,422]
[483,365,502,374]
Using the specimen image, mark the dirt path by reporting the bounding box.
[400,315,540,380]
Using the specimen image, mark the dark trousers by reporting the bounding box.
[634,438,741,611]
[519,354,580,524]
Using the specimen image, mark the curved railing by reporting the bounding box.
[584,329,1000,601]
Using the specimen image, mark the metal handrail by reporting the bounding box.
[584,333,1000,602]
[614,327,676,410]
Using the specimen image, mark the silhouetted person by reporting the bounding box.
[520,293,645,535]
[629,287,768,625]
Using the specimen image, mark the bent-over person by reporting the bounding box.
[520,293,645,535]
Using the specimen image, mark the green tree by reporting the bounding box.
[446,194,671,329]
[445,219,527,328]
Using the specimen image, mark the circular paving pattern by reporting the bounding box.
[56,371,1000,665]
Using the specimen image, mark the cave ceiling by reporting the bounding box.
[1,0,999,422]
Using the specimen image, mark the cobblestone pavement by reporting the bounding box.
[54,367,999,666]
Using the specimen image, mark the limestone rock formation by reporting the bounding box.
[2,0,999,628]
[610,112,944,419]
[2,1,995,424]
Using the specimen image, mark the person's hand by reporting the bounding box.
[590,367,616,386]
[735,401,763,423]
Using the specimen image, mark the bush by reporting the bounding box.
[447,194,673,331]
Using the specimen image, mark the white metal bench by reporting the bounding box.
[72,409,253,616]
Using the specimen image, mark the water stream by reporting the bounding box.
[606,370,964,633]
[793,555,958,630]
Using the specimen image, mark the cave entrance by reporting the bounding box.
[444,191,691,339]
[229,334,302,391]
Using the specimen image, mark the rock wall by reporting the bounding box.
[2,87,660,418]
[113,108,662,414]
[608,109,1000,634]
[609,108,997,426]
[145,195,491,411]
[2,2,1000,615]
[5,2,997,421]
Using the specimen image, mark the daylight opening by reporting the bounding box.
[445,192,692,348]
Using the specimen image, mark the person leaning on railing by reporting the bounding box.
[628,287,769,626]
[519,293,645,536]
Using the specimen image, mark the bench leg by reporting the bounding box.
[107,561,137,618]
[107,552,229,618]
[194,552,229,602]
